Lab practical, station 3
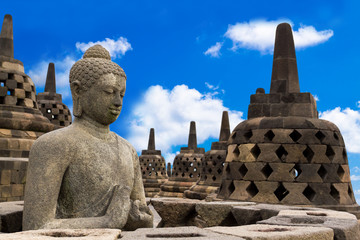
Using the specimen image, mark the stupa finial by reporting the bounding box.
[219,111,230,142]
[188,121,197,149]
[147,128,155,150]
[0,14,14,58]
[44,63,56,93]
[270,23,300,94]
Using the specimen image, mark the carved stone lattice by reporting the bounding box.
[139,128,168,197]
[37,63,72,128]
[0,15,53,202]
[217,23,359,217]
[157,121,204,198]
[184,111,230,199]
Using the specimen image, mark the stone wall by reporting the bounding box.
[0,158,27,202]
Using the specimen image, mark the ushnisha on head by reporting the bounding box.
[69,45,127,124]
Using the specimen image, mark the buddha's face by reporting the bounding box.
[80,73,126,126]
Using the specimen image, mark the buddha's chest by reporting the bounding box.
[64,139,134,192]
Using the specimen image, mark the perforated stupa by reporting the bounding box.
[217,23,359,216]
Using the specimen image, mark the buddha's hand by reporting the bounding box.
[124,199,153,230]
[105,185,132,229]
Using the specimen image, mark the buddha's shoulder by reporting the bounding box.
[33,124,83,147]
[113,133,137,154]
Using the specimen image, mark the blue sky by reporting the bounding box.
[2,0,360,202]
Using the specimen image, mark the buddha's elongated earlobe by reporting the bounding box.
[71,81,82,117]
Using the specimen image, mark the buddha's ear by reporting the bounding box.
[71,81,81,96]
[71,81,82,117]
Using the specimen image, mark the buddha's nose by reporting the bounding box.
[113,93,123,107]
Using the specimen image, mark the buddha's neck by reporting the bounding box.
[74,116,112,140]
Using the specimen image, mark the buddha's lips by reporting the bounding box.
[109,108,121,115]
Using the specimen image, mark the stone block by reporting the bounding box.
[1,170,11,185]
[332,146,346,164]
[282,144,307,163]
[256,144,282,162]
[14,88,25,99]
[331,183,354,205]
[0,72,8,80]
[248,104,263,118]
[259,117,284,129]
[122,226,243,240]
[223,162,244,180]
[307,183,338,205]
[243,162,267,181]
[271,129,294,143]
[11,184,23,197]
[229,180,252,201]
[250,94,268,103]
[308,145,329,164]
[4,96,17,105]
[251,181,279,203]
[0,185,11,198]
[23,98,34,108]
[195,201,254,227]
[259,213,359,240]
[231,206,263,225]
[238,144,257,162]
[294,164,323,183]
[207,224,334,240]
[22,82,31,92]
[270,104,289,117]
[269,94,281,103]
[292,92,313,103]
[321,163,342,182]
[0,201,24,233]
[281,182,311,205]
[267,163,295,182]
[13,74,24,83]
[290,103,316,118]
[1,228,122,239]
[150,198,200,227]
[5,80,17,90]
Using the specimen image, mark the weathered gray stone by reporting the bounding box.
[0,228,121,240]
[23,45,152,230]
[151,198,199,227]
[195,201,255,227]
[207,224,334,240]
[0,201,23,233]
[259,212,359,240]
[121,226,244,240]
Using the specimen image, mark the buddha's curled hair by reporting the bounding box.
[69,44,126,90]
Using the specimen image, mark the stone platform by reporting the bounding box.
[1,199,359,239]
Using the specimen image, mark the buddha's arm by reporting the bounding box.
[23,137,127,230]
[124,148,153,230]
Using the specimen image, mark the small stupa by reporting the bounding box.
[139,128,168,197]
[217,23,359,217]
[0,14,53,202]
[37,63,72,128]
[184,111,230,199]
[157,121,205,198]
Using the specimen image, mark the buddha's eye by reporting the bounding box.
[103,89,114,94]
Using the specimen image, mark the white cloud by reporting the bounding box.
[204,42,223,57]
[355,189,360,195]
[320,107,360,153]
[127,84,244,164]
[76,37,132,59]
[356,101,360,108]
[313,95,319,101]
[351,175,360,181]
[28,56,75,100]
[352,166,360,173]
[223,19,333,54]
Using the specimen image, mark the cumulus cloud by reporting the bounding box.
[76,37,132,59]
[127,84,244,163]
[222,19,333,54]
[319,107,360,153]
[28,56,76,100]
[204,42,223,57]
[351,175,360,181]
[355,189,360,195]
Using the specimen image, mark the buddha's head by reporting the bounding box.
[69,45,127,125]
